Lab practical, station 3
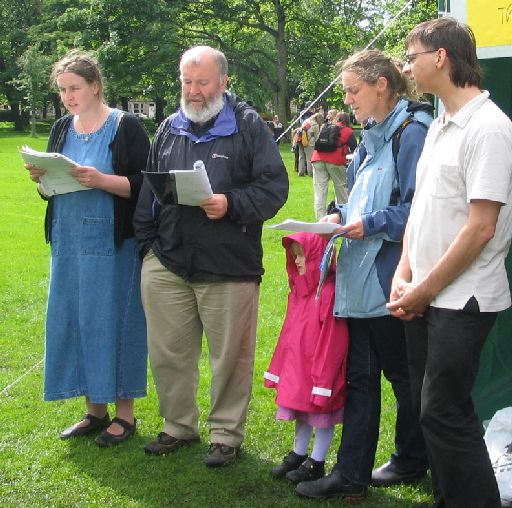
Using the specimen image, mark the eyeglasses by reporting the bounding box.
[405,50,438,65]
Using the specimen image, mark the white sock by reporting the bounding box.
[294,420,313,456]
[310,426,335,462]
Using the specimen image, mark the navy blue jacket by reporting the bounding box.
[133,92,289,283]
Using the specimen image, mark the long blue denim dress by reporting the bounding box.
[44,109,147,404]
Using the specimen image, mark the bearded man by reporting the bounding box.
[134,45,288,467]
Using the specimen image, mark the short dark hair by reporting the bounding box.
[337,112,351,126]
[406,17,482,88]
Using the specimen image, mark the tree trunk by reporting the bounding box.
[275,1,290,141]
[30,111,38,137]
[154,96,167,125]
[120,96,129,112]
[51,94,62,119]
[9,101,27,131]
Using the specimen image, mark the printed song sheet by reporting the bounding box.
[266,219,340,234]
[20,145,90,196]
[143,165,213,206]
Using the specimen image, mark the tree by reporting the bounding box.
[0,0,437,131]
[0,0,44,130]
[11,46,51,136]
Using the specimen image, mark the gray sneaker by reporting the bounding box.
[144,432,200,455]
[204,443,239,467]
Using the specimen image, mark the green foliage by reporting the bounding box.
[0,135,434,506]
[10,46,52,137]
[0,0,437,128]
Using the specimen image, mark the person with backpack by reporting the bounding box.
[295,48,433,501]
[311,112,357,219]
[297,102,316,176]
[303,113,322,177]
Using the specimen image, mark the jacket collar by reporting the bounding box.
[170,93,238,143]
[362,98,410,157]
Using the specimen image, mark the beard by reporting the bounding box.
[181,92,224,124]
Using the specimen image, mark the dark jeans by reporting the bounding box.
[405,298,500,508]
[334,316,428,485]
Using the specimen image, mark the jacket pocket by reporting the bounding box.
[80,217,114,256]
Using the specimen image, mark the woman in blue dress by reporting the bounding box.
[25,51,149,446]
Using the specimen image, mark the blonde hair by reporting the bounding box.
[327,109,338,123]
[51,50,104,101]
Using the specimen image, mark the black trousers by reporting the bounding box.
[334,316,427,485]
[405,298,500,508]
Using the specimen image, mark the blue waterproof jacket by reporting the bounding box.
[334,98,433,318]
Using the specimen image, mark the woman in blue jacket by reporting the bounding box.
[296,49,433,500]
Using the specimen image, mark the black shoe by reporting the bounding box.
[371,461,427,487]
[95,417,136,447]
[271,451,307,478]
[286,457,325,484]
[144,432,200,455]
[295,470,367,500]
[60,413,111,439]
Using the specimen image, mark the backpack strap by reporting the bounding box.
[391,115,414,168]
[389,115,416,206]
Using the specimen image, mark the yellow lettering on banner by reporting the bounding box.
[467,0,512,47]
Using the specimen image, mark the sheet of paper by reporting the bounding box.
[143,166,213,207]
[20,145,90,196]
[171,166,213,206]
[266,219,341,234]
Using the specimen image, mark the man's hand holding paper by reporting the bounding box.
[200,194,228,220]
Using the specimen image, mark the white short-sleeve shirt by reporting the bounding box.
[408,91,512,311]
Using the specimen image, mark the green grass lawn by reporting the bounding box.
[0,131,433,507]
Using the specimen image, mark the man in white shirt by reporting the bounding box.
[388,17,512,508]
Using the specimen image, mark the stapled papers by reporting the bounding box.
[20,145,90,196]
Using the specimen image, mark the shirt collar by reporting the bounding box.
[442,90,489,129]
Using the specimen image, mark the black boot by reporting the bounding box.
[286,457,325,484]
[271,451,307,478]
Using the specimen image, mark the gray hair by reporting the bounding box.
[180,46,229,78]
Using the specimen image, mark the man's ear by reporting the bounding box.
[436,48,448,69]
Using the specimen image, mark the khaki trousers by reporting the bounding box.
[141,252,259,447]
[312,161,348,220]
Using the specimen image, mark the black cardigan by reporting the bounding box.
[44,112,150,246]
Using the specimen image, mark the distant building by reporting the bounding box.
[128,100,156,119]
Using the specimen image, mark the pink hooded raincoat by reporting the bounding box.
[264,232,349,416]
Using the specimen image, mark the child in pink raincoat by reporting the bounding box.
[264,232,349,483]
